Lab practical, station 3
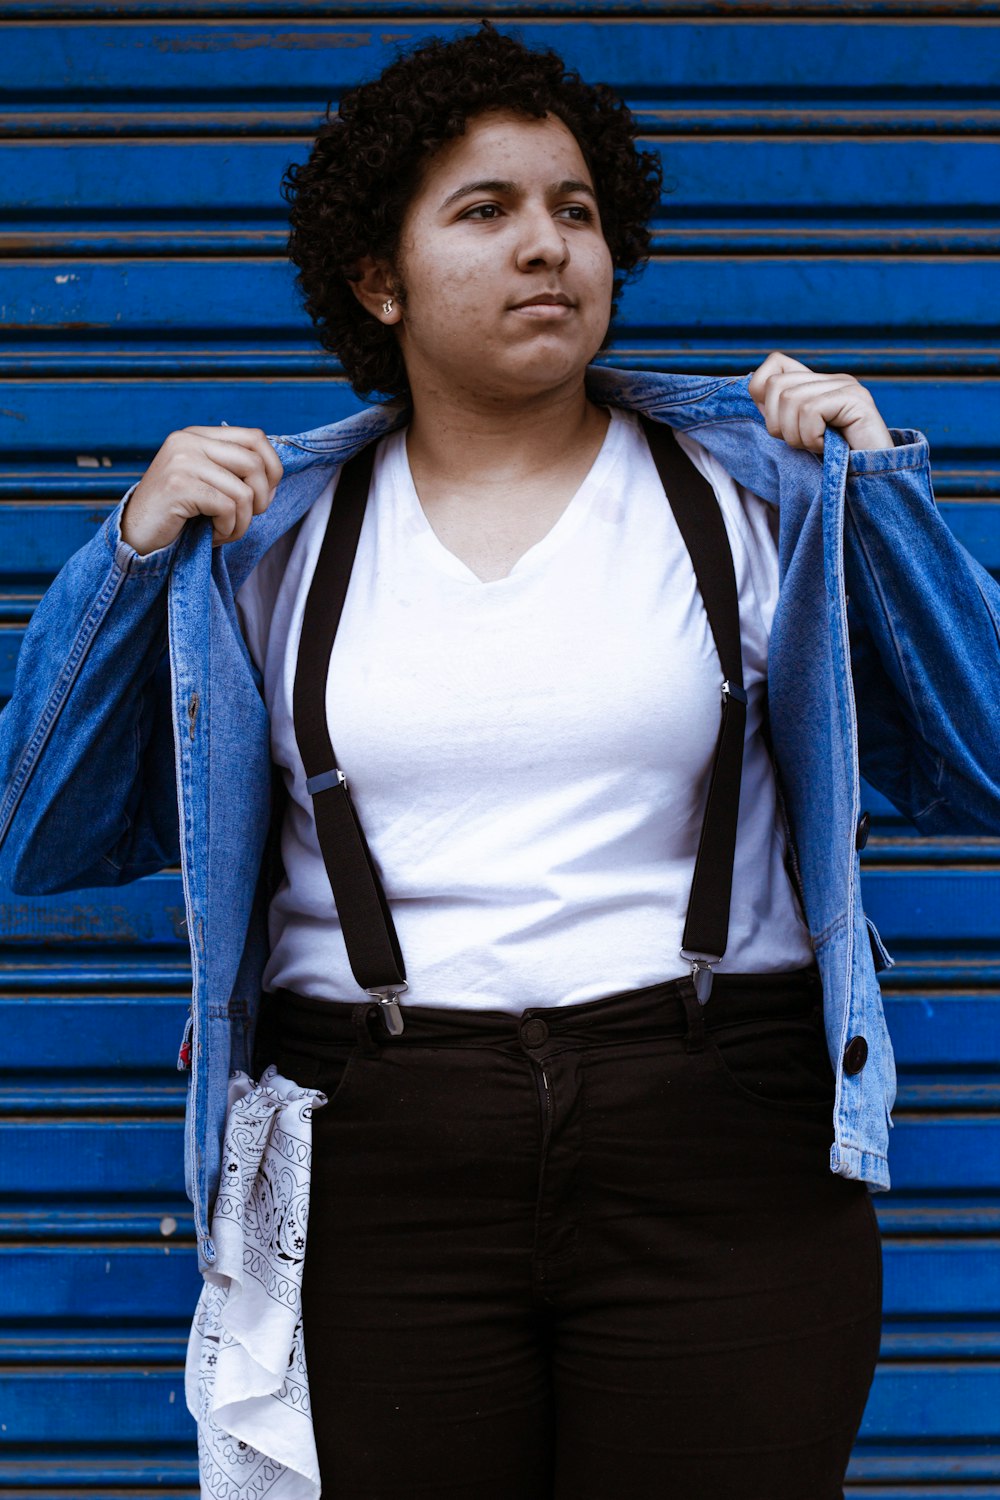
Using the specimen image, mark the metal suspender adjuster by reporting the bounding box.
[304,767,408,1037]
[305,767,347,796]
[365,984,407,1037]
[721,679,748,707]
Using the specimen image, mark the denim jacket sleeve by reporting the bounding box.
[842,430,1000,835]
[0,488,183,893]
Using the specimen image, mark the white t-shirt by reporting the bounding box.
[236,407,814,1010]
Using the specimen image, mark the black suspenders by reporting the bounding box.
[292,415,747,1035]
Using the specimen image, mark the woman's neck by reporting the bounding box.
[400,377,612,583]
[405,377,607,495]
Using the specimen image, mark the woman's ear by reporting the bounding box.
[349,257,403,325]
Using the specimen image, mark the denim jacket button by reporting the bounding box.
[843,1035,869,1075]
[855,810,871,851]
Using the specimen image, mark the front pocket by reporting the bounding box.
[706,1009,836,1115]
[269,1041,359,1111]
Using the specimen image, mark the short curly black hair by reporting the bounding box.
[281,23,662,401]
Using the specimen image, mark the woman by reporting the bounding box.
[2,24,999,1500]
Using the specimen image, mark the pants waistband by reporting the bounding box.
[260,967,823,1057]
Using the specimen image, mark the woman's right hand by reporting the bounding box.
[120,425,285,557]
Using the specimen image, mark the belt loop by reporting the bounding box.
[353,1003,383,1056]
[681,986,707,1054]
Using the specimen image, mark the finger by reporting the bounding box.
[748,350,813,405]
[764,374,843,446]
[180,459,257,542]
[793,398,830,455]
[190,435,277,516]
[185,425,284,499]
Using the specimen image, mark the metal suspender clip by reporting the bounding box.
[365,984,408,1037]
[721,679,748,706]
[679,950,720,1005]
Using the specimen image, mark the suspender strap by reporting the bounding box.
[638,416,747,995]
[292,439,407,1034]
[292,415,747,1029]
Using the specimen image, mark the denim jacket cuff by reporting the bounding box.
[104,484,182,576]
[846,429,930,477]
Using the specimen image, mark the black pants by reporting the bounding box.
[261,968,882,1500]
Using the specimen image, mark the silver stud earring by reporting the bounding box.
[382,299,394,316]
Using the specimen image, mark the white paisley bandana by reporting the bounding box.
[184,1065,328,1499]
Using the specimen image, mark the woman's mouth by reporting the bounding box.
[510,295,575,319]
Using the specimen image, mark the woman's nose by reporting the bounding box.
[514,208,568,270]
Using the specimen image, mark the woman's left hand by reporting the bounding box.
[748,351,894,454]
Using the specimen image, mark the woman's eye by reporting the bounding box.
[558,204,594,223]
[461,204,502,220]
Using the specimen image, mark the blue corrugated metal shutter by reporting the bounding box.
[1,4,998,1493]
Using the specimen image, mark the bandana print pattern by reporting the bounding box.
[185,1065,328,1499]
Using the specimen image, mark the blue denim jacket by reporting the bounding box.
[3,367,999,1273]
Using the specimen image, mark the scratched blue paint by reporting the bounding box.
[2,19,997,93]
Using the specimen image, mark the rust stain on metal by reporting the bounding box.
[0,902,152,943]
[153,30,371,52]
[166,906,188,941]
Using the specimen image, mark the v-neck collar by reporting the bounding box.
[382,407,628,587]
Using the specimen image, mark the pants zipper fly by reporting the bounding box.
[534,1062,552,1144]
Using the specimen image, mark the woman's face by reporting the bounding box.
[389,109,615,404]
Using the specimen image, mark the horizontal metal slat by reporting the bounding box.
[0,1452,196,1495]
[864,840,1000,866]
[0,1249,201,1322]
[0,1332,189,1363]
[0,958,190,991]
[0,1237,995,1323]
[5,138,999,217]
[880,1322,1000,1358]
[876,1197,1000,1235]
[0,1081,186,1112]
[0,377,994,462]
[1,1360,997,1445]
[862,870,1000,947]
[1,495,997,586]
[0,875,187,948]
[0,1204,193,1241]
[3,18,997,97]
[849,1443,1000,1482]
[7,225,1000,255]
[4,341,1000,379]
[0,1121,185,1196]
[3,1114,1000,1197]
[860,1363,1000,1440]
[2,995,189,1071]
[848,1487,1000,1498]
[4,1324,999,1361]
[2,458,996,501]
[22,1197,1000,1245]
[2,869,998,949]
[6,0,999,14]
[6,103,1000,141]
[1,987,994,1070]
[0,1367,192,1444]
[7,256,1000,339]
[889,1118,1000,1192]
[884,994,1000,1067]
[5,257,1000,339]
